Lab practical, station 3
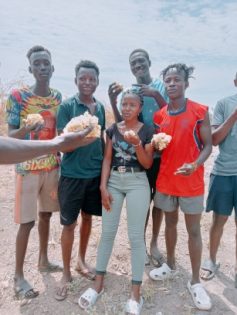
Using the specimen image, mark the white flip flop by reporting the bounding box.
[78,287,104,310]
[187,281,212,311]
[149,263,178,281]
[125,297,143,315]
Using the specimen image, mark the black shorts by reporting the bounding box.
[206,174,237,217]
[146,157,161,200]
[58,176,102,225]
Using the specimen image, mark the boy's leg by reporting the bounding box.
[145,158,163,264]
[76,211,93,276]
[201,175,234,279]
[55,176,81,300]
[184,213,202,284]
[76,177,102,278]
[153,192,178,269]
[38,169,60,270]
[165,210,178,269]
[209,213,228,261]
[150,206,163,262]
[14,173,39,298]
[15,221,35,280]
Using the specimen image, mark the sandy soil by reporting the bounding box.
[0,148,237,315]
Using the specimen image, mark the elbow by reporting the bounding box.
[143,160,153,169]
[212,140,219,146]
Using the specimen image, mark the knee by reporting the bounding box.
[165,215,178,229]
[63,223,76,233]
[39,212,52,223]
[187,225,201,239]
[81,211,92,223]
[128,231,144,249]
[21,221,35,231]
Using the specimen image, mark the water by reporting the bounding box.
[1,0,237,107]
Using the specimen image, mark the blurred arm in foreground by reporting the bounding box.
[0,126,95,164]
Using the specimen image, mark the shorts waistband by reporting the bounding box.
[112,166,145,173]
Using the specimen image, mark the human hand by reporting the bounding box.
[139,85,156,98]
[108,82,123,105]
[54,126,96,153]
[22,114,45,132]
[174,162,197,176]
[123,130,141,146]
[101,188,113,211]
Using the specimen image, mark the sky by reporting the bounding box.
[0,0,237,110]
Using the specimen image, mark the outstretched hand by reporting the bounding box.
[54,125,96,153]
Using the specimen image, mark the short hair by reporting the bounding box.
[121,88,144,107]
[75,60,100,77]
[161,63,194,82]
[129,49,150,62]
[26,45,51,60]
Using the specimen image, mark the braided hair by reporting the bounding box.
[121,87,144,107]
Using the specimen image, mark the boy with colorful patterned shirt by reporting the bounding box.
[6,45,62,299]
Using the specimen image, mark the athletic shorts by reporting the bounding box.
[146,157,160,200]
[15,169,59,224]
[58,176,102,225]
[154,191,204,214]
[206,174,237,217]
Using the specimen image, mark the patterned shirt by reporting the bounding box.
[6,86,62,174]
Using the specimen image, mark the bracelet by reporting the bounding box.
[133,140,142,147]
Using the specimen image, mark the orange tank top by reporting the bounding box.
[153,99,208,197]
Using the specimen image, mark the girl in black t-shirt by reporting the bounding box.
[79,89,153,314]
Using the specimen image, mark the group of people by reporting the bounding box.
[2,44,237,315]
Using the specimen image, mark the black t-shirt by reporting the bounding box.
[106,123,154,168]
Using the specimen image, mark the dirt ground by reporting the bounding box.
[0,148,237,315]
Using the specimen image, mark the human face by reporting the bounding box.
[29,51,53,83]
[129,52,151,80]
[121,94,141,121]
[163,69,188,100]
[75,67,99,97]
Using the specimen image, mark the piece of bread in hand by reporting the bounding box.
[152,132,172,150]
[63,112,101,137]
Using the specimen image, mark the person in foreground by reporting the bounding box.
[149,64,212,311]
[200,72,237,288]
[55,60,105,301]
[108,48,168,265]
[78,88,153,315]
[6,45,63,299]
[0,129,95,164]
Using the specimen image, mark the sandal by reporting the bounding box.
[187,281,212,310]
[200,259,220,281]
[75,267,96,281]
[125,297,143,315]
[78,287,104,310]
[149,263,178,281]
[14,279,39,299]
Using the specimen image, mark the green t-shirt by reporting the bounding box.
[57,94,106,179]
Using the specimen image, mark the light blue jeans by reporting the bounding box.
[96,170,150,284]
